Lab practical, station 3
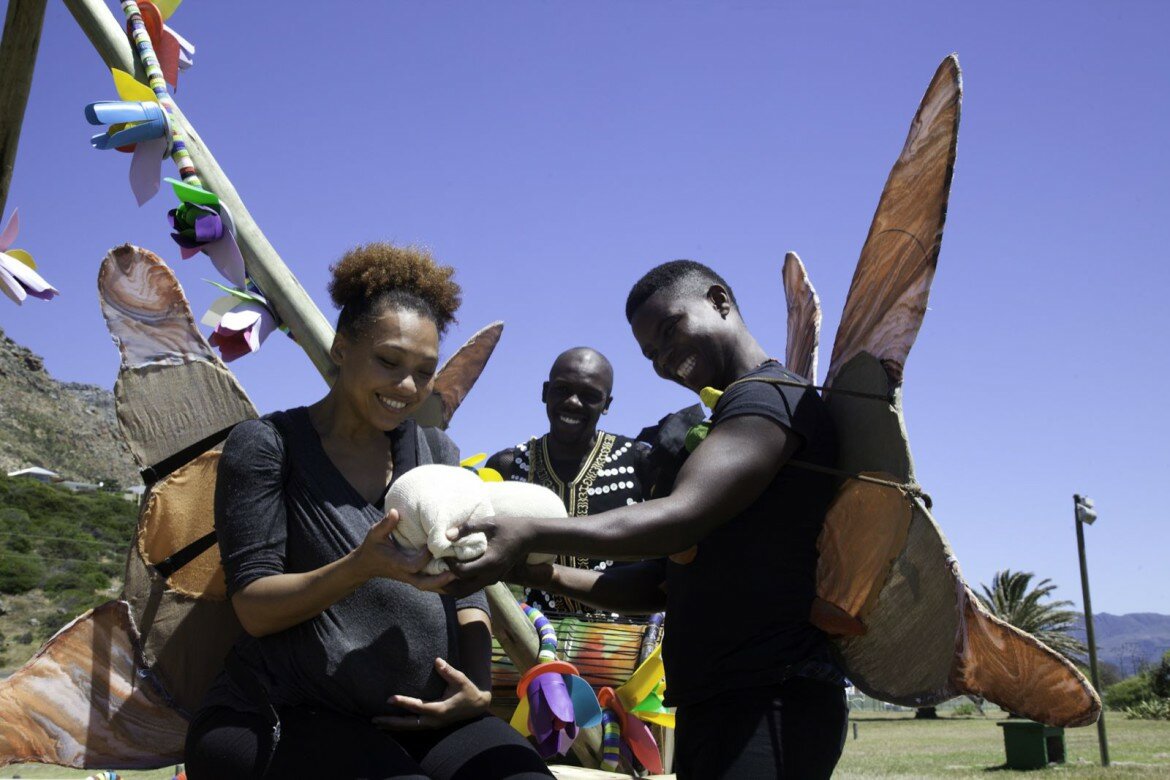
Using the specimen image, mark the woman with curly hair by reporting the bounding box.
[185,244,552,779]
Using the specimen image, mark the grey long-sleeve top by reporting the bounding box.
[198,406,487,719]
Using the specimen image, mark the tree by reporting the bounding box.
[1152,651,1170,699]
[978,570,1087,662]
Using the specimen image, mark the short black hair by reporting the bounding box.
[625,259,737,322]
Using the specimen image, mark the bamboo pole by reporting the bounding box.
[58,2,579,754]
[0,0,48,219]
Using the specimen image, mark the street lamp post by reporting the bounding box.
[1074,493,1109,767]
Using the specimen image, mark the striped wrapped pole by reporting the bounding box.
[120,0,201,187]
[600,710,622,771]
[520,603,558,663]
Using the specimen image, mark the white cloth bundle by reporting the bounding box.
[384,464,562,575]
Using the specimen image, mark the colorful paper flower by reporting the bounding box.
[85,68,171,205]
[201,282,282,362]
[596,643,673,774]
[510,604,602,758]
[168,178,246,288]
[0,210,58,305]
[459,453,503,482]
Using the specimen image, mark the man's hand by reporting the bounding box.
[505,559,554,589]
[372,658,490,730]
[444,514,533,597]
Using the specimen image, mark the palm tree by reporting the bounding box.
[978,570,1087,662]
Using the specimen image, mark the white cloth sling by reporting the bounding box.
[385,464,562,574]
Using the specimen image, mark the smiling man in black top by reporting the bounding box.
[454,260,846,779]
[486,347,651,613]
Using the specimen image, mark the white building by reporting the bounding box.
[6,467,60,483]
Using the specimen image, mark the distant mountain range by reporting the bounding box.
[1072,613,1170,675]
[0,329,138,487]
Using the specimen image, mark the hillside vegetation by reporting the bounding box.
[0,475,137,670]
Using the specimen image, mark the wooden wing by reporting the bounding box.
[411,321,504,429]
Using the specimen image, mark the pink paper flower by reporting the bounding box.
[207,301,278,362]
[0,210,58,305]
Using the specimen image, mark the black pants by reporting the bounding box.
[185,705,553,780]
[674,677,848,779]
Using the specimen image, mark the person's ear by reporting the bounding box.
[706,284,733,318]
[541,381,549,404]
[329,332,348,367]
[602,396,613,415]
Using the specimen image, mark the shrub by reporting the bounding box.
[1125,698,1170,720]
[1105,674,1156,710]
[0,550,45,593]
[951,702,979,717]
[44,564,109,595]
[5,534,32,554]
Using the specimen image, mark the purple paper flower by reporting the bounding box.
[527,671,579,758]
[168,200,246,288]
[169,202,223,257]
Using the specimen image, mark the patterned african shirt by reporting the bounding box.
[489,431,651,613]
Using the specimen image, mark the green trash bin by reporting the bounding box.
[997,720,1066,769]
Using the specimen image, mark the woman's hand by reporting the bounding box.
[354,510,455,592]
[372,658,491,731]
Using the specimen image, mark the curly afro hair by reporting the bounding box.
[328,243,461,338]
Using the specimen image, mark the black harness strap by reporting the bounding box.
[152,530,218,579]
[143,422,245,579]
[140,423,239,485]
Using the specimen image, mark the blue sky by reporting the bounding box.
[3,1,1167,614]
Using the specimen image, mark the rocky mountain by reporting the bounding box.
[0,328,138,487]
[1072,613,1170,676]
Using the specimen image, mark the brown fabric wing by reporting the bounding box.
[99,243,218,369]
[122,547,242,715]
[953,588,1101,727]
[823,352,959,704]
[782,252,821,383]
[816,477,913,621]
[99,244,258,469]
[411,321,504,429]
[97,244,251,715]
[138,451,226,599]
[826,55,961,388]
[833,500,963,706]
[0,601,187,769]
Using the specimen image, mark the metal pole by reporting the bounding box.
[1075,494,1109,766]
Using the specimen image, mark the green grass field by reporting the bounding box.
[835,713,1170,779]
[3,713,1167,778]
